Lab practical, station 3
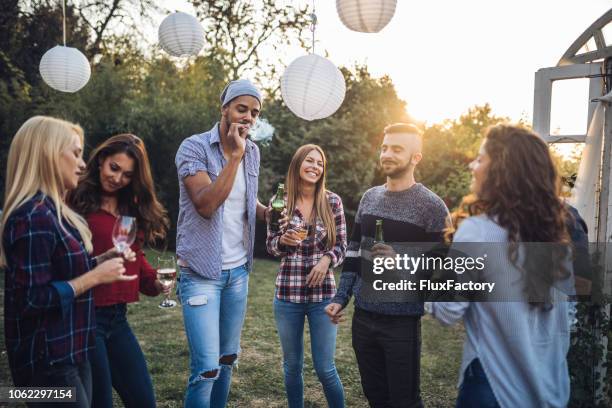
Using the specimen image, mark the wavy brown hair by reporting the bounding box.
[448,124,570,308]
[285,144,336,249]
[67,134,169,246]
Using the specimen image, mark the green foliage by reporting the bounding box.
[418,104,509,210]
[568,301,611,407]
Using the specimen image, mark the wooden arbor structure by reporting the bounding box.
[533,8,612,404]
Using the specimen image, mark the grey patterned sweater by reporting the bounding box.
[331,183,449,316]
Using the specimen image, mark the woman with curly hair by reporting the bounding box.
[68,134,170,408]
[429,124,573,408]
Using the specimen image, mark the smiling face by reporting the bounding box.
[469,140,491,196]
[99,152,135,194]
[379,132,422,178]
[222,95,261,138]
[299,149,324,186]
[59,131,86,191]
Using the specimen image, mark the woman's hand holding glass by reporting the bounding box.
[157,256,177,309]
[97,246,137,263]
[279,229,303,247]
[154,278,173,296]
[278,211,304,247]
[94,257,135,284]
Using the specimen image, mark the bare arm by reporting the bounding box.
[256,200,269,222]
[184,156,242,219]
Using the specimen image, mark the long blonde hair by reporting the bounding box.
[285,144,336,249]
[0,116,93,267]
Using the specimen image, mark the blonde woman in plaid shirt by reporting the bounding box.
[266,144,347,408]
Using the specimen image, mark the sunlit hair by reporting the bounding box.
[384,122,422,136]
[383,122,423,153]
[0,116,92,267]
[447,124,570,308]
[67,134,169,246]
[285,144,336,249]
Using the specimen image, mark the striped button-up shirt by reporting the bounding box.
[175,123,260,279]
[3,193,96,386]
[266,191,347,303]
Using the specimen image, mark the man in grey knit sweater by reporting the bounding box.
[326,123,449,408]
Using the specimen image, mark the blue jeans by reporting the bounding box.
[274,297,345,408]
[456,359,500,408]
[179,264,249,408]
[90,304,156,408]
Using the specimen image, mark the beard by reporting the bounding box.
[383,162,411,178]
[381,154,413,178]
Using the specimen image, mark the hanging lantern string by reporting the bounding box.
[62,0,66,46]
[309,0,316,54]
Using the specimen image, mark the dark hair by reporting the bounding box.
[67,134,169,246]
[448,124,570,308]
[383,123,422,136]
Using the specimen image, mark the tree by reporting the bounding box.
[190,0,310,79]
[73,0,162,57]
[418,104,509,209]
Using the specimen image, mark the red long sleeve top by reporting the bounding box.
[87,210,160,307]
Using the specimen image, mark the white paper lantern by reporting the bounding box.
[39,45,91,93]
[336,0,397,33]
[281,54,346,121]
[158,12,205,57]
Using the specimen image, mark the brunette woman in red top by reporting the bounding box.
[67,134,170,408]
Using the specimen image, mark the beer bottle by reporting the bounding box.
[270,183,285,232]
[374,219,384,244]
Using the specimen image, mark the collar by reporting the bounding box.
[209,123,221,145]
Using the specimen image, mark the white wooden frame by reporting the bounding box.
[533,62,604,143]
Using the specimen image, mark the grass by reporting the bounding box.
[0,257,465,407]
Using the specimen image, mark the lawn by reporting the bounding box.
[0,257,465,407]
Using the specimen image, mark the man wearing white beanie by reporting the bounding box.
[175,79,270,408]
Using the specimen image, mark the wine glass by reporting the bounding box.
[157,256,177,309]
[112,216,137,255]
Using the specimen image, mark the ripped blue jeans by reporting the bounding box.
[178,264,249,408]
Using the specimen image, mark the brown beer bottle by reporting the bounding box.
[374,219,384,244]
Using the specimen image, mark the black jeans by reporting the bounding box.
[352,308,423,408]
[29,360,92,408]
[90,304,156,408]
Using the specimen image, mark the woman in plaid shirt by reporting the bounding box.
[266,144,347,408]
[1,116,135,406]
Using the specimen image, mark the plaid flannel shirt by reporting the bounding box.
[266,191,347,303]
[3,193,96,386]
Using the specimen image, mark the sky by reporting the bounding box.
[158,0,611,130]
